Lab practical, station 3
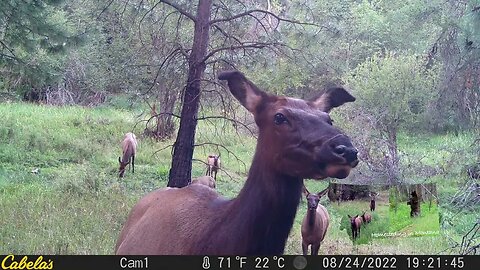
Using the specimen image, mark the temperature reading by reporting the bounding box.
[254,257,285,269]
[218,256,247,268]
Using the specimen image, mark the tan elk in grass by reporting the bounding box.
[301,186,330,255]
[191,176,216,189]
[348,215,363,241]
[205,155,221,180]
[118,132,137,178]
[361,211,372,224]
[115,70,358,255]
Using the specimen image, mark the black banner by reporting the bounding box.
[0,255,477,270]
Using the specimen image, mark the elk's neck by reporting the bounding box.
[227,155,303,255]
[307,208,316,227]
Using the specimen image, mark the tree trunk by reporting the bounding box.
[168,0,212,187]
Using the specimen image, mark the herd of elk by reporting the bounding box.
[118,132,137,178]
[348,215,362,241]
[301,186,330,255]
[115,70,358,255]
[191,176,216,189]
[205,155,221,181]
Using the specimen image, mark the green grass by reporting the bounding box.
[389,202,440,236]
[0,102,476,255]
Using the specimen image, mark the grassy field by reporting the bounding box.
[0,102,476,254]
[389,202,440,235]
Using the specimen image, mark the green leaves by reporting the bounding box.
[345,52,440,130]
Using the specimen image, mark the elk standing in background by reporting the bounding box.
[301,186,330,255]
[370,192,376,212]
[206,154,221,181]
[115,70,358,255]
[119,132,137,178]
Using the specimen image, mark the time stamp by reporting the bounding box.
[116,255,474,270]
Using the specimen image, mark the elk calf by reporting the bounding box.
[191,176,216,189]
[361,212,372,224]
[301,186,330,255]
[205,155,220,180]
[119,132,137,177]
[348,215,362,241]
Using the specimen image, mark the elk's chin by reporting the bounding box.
[325,164,352,179]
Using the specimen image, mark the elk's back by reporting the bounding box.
[115,184,221,254]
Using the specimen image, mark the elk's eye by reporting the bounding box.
[274,113,287,125]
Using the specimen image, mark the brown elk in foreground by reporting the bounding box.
[361,211,372,224]
[348,215,362,241]
[205,155,221,180]
[115,70,358,255]
[191,176,216,189]
[301,186,330,255]
[118,132,137,178]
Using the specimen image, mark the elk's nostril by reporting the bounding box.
[344,148,358,162]
[333,145,346,155]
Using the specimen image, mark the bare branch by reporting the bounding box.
[203,42,282,63]
[194,142,248,173]
[192,158,240,183]
[158,0,196,22]
[209,9,318,27]
[96,0,115,20]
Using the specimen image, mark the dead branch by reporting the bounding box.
[157,0,196,22]
[194,142,248,173]
[209,8,318,27]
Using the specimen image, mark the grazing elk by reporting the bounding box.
[191,176,216,189]
[361,211,372,224]
[118,132,137,178]
[348,215,363,241]
[407,190,420,217]
[206,155,221,181]
[301,186,330,255]
[115,70,358,255]
[370,192,376,212]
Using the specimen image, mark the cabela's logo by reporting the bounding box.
[1,255,53,270]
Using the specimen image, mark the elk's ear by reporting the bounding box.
[311,87,355,113]
[218,70,267,113]
[318,187,329,197]
[347,215,352,219]
[302,185,310,196]
[118,157,122,163]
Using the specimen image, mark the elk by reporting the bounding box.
[301,186,330,255]
[370,192,376,212]
[191,176,216,189]
[348,215,363,241]
[118,132,137,178]
[115,70,358,255]
[205,154,221,180]
[361,211,372,224]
